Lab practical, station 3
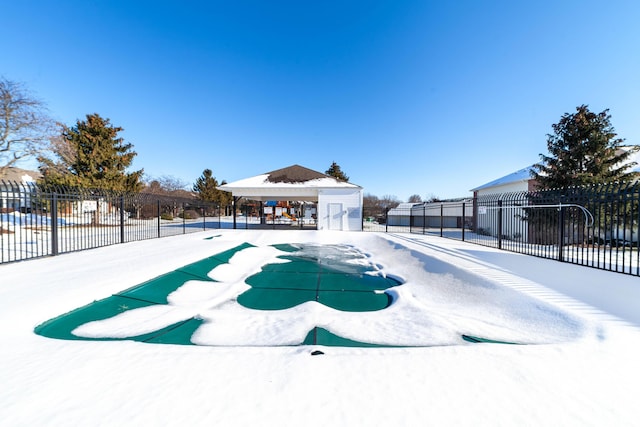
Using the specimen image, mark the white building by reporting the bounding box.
[471,166,536,196]
[469,166,534,239]
[386,203,419,226]
[0,167,41,212]
[219,165,363,231]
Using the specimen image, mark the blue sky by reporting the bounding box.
[3,0,639,200]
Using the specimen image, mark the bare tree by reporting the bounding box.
[380,194,401,209]
[0,77,53,176]
[143,175,190,193]
[142,175,192,198]
[40,132,77,176]
[425,193,441,203]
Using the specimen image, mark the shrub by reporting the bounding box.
[160,213,174,221]
[476,227,492,236]
[179,210,200,219]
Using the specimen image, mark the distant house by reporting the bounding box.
[386,203,420,226]
[386,201,473,229]
[0,167,41,212]
[412,200,474,229]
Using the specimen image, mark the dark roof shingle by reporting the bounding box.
[265,164,330,183]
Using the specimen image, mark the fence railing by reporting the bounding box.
[363,182,640,276]
[6,179,640,276]
[1,181,224,264]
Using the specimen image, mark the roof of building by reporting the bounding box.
[0,167,41,183]
[470,166,534,192]
[387,203,421,216]
[218,164,361,201]
[471,146,640,193]
[265,164,329,183]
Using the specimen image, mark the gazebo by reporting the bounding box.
[218,164,363,231]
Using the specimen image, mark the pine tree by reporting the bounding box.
[193,169,220,202]
[325,161,349,182]
[532,105,638,189]
[39,113,143,191]
[217,179,233,207]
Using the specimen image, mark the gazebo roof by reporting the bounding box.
[218,164,361,201]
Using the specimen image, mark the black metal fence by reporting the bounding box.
[1,181,225,264]
[5,179,640,276]
[363,182,640,276]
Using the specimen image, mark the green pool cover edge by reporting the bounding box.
[35,242,406,348]
[462,334,521,345]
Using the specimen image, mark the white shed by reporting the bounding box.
[470,166,536,239]
[218,165,363,231]
[470,166,536,196]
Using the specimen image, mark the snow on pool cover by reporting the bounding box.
[34,242,582,347]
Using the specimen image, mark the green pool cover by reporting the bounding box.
[35,242,402,347]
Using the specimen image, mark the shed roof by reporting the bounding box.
[470,166,534,192]
[471,146,640,193]
[218,164,361,201]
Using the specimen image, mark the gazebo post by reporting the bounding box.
[260,201,265,225]
[233,196,240,229]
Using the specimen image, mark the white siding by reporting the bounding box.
[473,170,532,241]
[475,181,529,197]
[317,189,363,231]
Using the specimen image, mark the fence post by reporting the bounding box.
[202,206,206,230]
[182,202,186,234]
[385,207,389,232]
[462,202,466,241]
[558,200,565,262]
[440,203,444,237]
[157,200,161,238]
[233,197,238,229]
[498,200,503,250]
[51,193,59,256]
[120,196,125,244]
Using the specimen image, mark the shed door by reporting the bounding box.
[328,203,343,230]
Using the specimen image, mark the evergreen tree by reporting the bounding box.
[217,179,233,207]
[193,169,220,202]
[39,113,142,191]
[532,105,638,189]
[325,161,349,182]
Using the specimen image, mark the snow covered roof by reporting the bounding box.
[388,203,421,215]
[218,164,361,201]
[471,166,534,192]
[472,146,640,193]
[0,167,41,184]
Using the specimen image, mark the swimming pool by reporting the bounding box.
[35,237,585,348]
[35,243,404,347]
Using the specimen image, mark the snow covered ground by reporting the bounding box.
[1,230,639,426]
